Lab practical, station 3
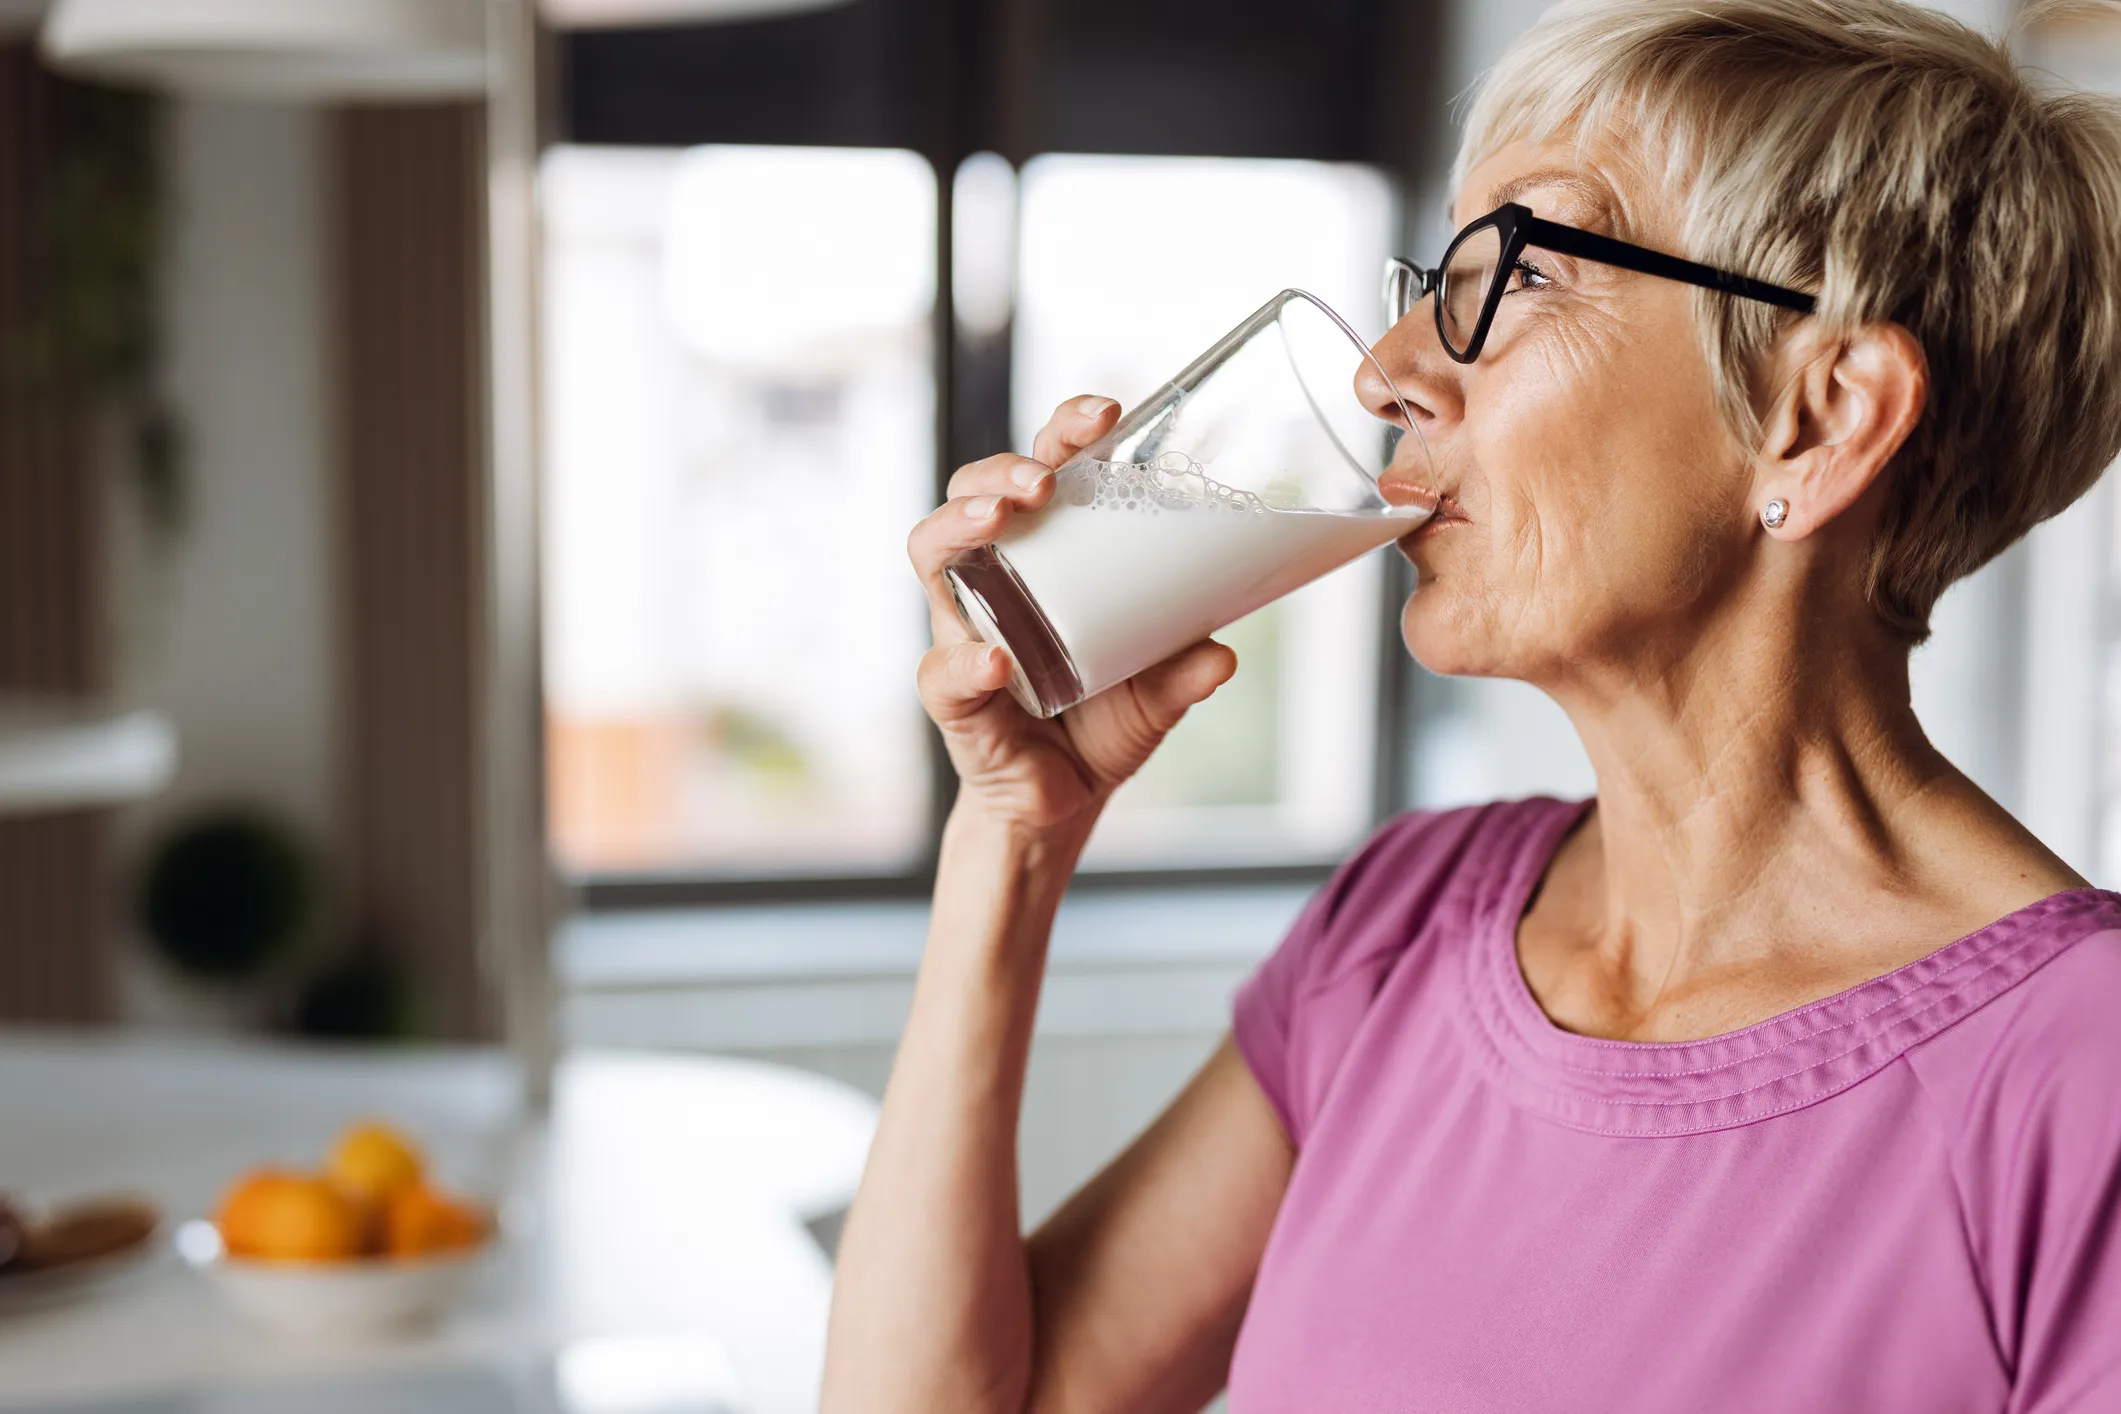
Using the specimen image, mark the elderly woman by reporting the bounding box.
[822,0,2121,1409]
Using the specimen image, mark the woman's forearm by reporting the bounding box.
[821,804,1094,1414]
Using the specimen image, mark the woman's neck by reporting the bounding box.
[1523,593,2078,1039]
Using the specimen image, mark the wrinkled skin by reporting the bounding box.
[1355,135,2081,1044]
[1369,140,1778,698]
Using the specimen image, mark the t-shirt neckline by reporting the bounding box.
[1455,796,2121,1137]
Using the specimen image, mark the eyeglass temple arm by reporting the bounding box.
[1521,215,1817,315]
[1384,257,1436,302]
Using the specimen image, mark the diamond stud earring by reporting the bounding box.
[1762,498,1789,530]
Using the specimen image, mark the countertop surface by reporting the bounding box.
[0,1031,879,1414]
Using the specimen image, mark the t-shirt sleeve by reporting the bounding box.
[1231,876,1333,1143]
[1232,807,1487,1148]
[1938,934,2121,1412]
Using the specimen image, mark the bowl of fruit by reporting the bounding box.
[179,1120,494,1339]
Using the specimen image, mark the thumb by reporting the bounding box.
[1067,639,1239,788]
[1128,640,1239,734]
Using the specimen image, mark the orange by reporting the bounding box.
[327,1121,425,1206]
[215,1168,365,1263]
[382,1182,486,1260]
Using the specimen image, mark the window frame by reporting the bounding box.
[552,1,1435,912]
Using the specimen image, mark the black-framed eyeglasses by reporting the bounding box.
[1385,202,1817,364]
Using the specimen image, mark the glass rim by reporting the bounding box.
[1117,286,1428,492]
[1271,287,1424,492]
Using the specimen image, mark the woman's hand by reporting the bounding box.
[908,394,1238,834]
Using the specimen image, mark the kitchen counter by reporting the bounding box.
[0,1032,878,1414]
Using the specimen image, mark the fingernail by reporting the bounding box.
[966,495,1001,519]
[1076,395,1116,417]
[983,646,1005,673]
[1011,461,1050,490]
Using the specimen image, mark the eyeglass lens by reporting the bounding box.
[1439,223,1502,357]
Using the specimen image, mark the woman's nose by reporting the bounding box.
[1360,308,1458,450]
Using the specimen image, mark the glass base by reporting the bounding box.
[942,546,1085,718]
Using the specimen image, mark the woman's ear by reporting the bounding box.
[1753,322,1927,539]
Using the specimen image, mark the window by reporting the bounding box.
[539,0,1609,907]
[541,145,937,877]
[540,0,2115,930]
[1007,155,1401,868]
[544,143,1450,891]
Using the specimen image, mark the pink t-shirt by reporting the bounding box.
[1230,797,2121,1412]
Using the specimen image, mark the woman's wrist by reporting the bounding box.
[939,796,1098,869]
[929,801,1094,964]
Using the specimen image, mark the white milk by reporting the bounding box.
[995,452,1424,695]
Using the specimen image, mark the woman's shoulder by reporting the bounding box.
[1902,892,2121,1083]
[1291,794,1588,991]
[1316,795,1590,932]
[1234,796,1588,1146]
[2007,900,2121,1034]
[1900,893,2121,1169]
[1895,900,2121,1364]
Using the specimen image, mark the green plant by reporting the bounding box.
[138,809,314,983]
[22,84,158,390]
[292,946,424,1042]
[10,77,184,537]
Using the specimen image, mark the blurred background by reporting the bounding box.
[0,0,2116,1410]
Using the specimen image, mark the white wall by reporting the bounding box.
[1912,552,2030,809]
[2015,485,2111,877]
[112,100,337,1018]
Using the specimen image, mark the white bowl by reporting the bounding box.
[175,1220,492,1339]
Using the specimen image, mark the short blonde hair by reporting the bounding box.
[1457,0,2121,639]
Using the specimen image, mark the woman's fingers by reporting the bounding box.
[916,641,1013,723]
[910,406,1115,685]
[908,492,1017,591]
[1127,640,1239,733]
[945,452,1055,504]
[917,457,1060,644]
[1032,395,1120,470]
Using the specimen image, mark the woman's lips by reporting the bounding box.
[1401,493,1468,547]
[1373,467,1463,525]
[1377,476,1440,515]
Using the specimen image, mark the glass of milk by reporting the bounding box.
[944,288,1434,718]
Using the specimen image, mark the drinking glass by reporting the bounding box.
[944,288,1434,717]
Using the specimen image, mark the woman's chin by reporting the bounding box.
[1399,596,1507,679]
[1399,589,1484,674]
[1403,641,1483,679]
